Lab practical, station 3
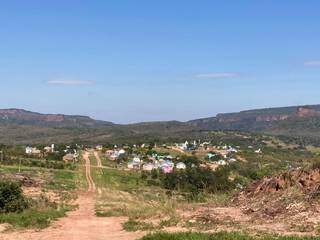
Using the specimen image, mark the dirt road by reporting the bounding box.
[0,151,143,240]
[93,151,103,168]
[83,151,96,192]
[0,193,144,240]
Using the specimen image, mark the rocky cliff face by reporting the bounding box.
[255,114,290,122]
[296,107,320,118]
[188,105,320,132]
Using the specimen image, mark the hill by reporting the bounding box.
[188,105,320,140]
[1,105,320,144]
[0,109,113,128]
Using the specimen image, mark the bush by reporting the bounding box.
[162,166,233,195]
[0,181,28,213]
[142,164,234,199]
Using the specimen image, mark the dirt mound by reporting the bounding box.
[235,167,320,220]
[242,168,320,198]
[0,173,41,187]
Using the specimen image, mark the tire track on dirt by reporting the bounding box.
[93,151,102,168]
[0,151,144,240]
[83,151,96,192]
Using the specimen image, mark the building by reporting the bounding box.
[44,146,52,153]
[142,163,155,171]
[160,160,174,173]
[96,145,103,151]
[25,147,41,155]
[255,149,262,154]
[127,161,140,169]
[176,162,186,170]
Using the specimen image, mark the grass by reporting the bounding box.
[93,167,146,192]
[123,218,156,232]
[89,155,97,167]
[46,170,77,191]
[139,232,320,240]
[0,164,80,230]
[91,160,180,227]
[0,205,75,229]
[95,152,117,168]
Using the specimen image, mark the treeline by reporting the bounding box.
[141,156,234,199]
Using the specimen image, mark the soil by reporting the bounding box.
[0,152,144,240]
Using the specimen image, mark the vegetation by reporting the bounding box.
[142,165,233,199]
[0,165,79,229]
[0,205,72,229]
[140,232,320,240]
[0,181,28,213]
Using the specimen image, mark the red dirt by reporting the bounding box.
[0,151,144,240]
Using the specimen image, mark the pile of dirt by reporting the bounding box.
[0,173,41,187]
[235,167,320,220]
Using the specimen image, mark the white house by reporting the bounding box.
[180,141,189,151]
[118,149,126,155]
[133,157,141,163]
[25,147,33,154]
[255,149,262,154]
[176,162,186,170]
[25,147,41,155]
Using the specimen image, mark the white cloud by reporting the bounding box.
[196,72,240,79]
[47,80,95,85]
[304,61,320,66]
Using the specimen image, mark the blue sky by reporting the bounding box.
[1,1,320,123]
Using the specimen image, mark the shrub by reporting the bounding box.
[0,181,28,213]
[155,165,234,199]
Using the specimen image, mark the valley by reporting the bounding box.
[0,131,320,239]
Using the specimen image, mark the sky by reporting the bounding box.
[0,1,320,123]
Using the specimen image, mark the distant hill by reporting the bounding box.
[188,105,320,131]
[0,109,113,128]
[188,105,320,142]
[1,105,320,144]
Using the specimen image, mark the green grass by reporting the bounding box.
[0,165,80,229]
[123,218,156,232]
[139,232,320,240]
[89,155,97,167]
[93,167,145,192]
[46,170,77,191]
[0,205,75,229]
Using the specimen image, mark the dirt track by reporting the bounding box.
[93,151,103,168]
[0,151,143,240]
[84,151,96,192]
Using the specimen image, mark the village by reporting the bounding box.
[1,132,320,240]
[23,139,263,174]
